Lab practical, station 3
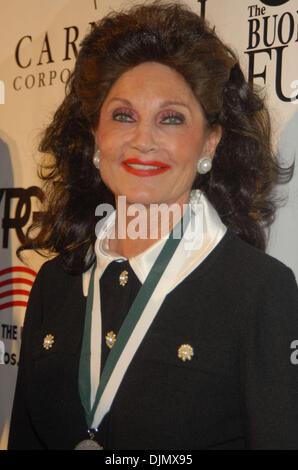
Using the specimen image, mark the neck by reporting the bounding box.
[108,195,190,258]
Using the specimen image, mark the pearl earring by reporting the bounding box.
[197,156,212,174]
[93,149,100,169]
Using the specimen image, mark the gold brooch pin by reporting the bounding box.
[105,331,116,349]
[119,270,128,286]
[178,344,194,362]
[43,334,55,350]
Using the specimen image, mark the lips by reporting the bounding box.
[121,158,170,177]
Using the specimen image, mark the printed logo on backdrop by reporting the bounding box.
[197,0,207,18]
[13,29,78,91]
[246,1,298,103]
[0,267,37,366]
[0,186,43,249]
[13,23,98,92]
[260,1,290,6]
[0,187,41,365]
[0,267,36,311]
[0,186,41,362]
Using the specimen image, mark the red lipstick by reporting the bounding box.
[121,158,170,177]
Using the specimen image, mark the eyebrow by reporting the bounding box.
[106,97,190,111]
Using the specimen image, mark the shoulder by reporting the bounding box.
[217,231,298,328]
[36,254,85,280]
[31,255,84,301]
[37,255,70,279]
[23,256,86,332]
[216,229,297,287]
[187,229,297,312]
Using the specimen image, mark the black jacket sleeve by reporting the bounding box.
[7,263,47,450]
[240,264,298,449]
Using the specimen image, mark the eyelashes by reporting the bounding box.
[112,109,135,122]
[112,108,185,125]
[159,111,185,125]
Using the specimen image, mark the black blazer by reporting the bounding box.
[8,230,298,450]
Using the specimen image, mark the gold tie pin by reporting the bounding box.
[178,344,194,362]
[105,331,116,349]
[119,270,128,286]
[43,334,55,350]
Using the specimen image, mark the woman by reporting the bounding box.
[8,1,298,450]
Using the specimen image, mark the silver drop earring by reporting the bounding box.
[93,149,100,169]
[197,156,212,174]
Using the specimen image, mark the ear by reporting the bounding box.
[202,124,222,159]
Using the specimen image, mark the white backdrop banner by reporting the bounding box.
[0,0,297,449]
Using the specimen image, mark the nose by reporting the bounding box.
[130,121,158,153]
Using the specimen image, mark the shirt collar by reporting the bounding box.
[82,210,167,296]
[98,219,167,284]
[82,190,226,296]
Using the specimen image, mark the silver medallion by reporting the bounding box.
[74,439,104,450]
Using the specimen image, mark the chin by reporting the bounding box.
[124,194,156,207]
[114,187,156,206]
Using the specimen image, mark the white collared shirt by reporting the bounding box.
[83,190,227,296]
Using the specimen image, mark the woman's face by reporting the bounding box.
[95,62,221,208]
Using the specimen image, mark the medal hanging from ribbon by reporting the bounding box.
[76,206,190,449]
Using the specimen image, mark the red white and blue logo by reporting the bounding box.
[0,266,36,311]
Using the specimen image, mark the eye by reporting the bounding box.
[159,111,185,125]
[112,108,136,122]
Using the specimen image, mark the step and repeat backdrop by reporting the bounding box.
[0,0,297,449]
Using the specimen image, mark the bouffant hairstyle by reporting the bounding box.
[18,1,291,274]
